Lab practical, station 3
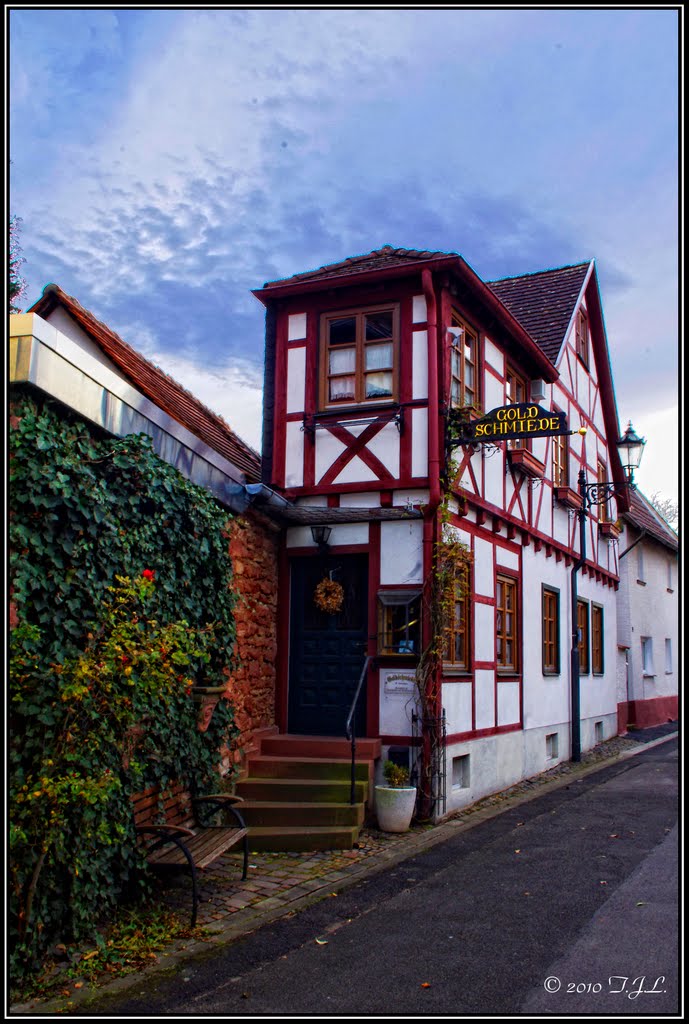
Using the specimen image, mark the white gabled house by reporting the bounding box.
[615,489,679,732]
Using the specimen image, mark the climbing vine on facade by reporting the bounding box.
[9,393,240,978]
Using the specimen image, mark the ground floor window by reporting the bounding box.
[592,604,604,674]
[378,590,421,656]
[542,586,559,674]
[496,574,518,672]
[577,599,589,675]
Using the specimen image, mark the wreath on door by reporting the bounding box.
[314,577,344,614]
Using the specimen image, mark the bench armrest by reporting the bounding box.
[136,824,195,838]
[192,795,247,830]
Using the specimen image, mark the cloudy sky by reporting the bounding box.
[9,8,679,505]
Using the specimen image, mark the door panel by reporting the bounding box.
[288,555,368,736]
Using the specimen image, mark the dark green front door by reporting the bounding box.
[288,554,368,736]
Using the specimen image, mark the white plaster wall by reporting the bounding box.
[521,545,571,730]
[442,680,473,734]
[474,603,494,662]
[365,422,400,477]
[411,408,428,477]
[412,330,428,399]
[474,669,495,730]
[380,520,424,584]
[332,458,380,485]
[483,448,503,507]
[496,546,519,571]
[483,371,503,412]
[287,312,307,341]
[315,431,345,483]
[340,492,381,507]
[393,488,429,508]
[47,309,121,373]
[497,680,520,725]
[412,295,427,323]
[483,337,503,375]
[473,537,494,597]
[285,421,304,487]
[286,347,306,413]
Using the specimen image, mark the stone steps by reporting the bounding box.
[237,735,381,851]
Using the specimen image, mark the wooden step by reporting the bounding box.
[240,800,365,828]
[247,825,361,852]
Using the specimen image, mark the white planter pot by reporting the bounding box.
[375,785,417,833]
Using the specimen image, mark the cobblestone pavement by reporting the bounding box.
[154,725,677,932]
[12,724,677,1013]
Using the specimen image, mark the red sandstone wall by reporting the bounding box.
[224,508,279,767]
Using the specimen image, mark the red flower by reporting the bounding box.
[142,569,155,581]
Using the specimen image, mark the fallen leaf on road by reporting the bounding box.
[315,938,328,945]
[421,982,431,988]
[599,880,608,886]
[514,849,521,854]
[609,834,619,838]
[636,901,647,907]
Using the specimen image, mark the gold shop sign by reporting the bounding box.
[456,404,568,444]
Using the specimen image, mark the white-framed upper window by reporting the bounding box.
[641,636,654,675]
[637,545,645,582]
[665,638,673,674]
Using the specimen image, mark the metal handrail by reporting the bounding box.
[345,655,371,805]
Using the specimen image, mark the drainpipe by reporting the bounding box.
[570,469,587,762]
[420,269,443,816]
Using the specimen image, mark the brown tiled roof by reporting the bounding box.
[260,245,456,288]
[624,489,678,552]
[28,284,261,482]
[488,263,591,362]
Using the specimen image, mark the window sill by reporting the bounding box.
[507,448,546,480]
[598,521,621,539]
[554,486,583,510]
[636,579,647,586]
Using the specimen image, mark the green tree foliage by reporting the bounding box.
[9,393,240,978]
[10,214,27,313]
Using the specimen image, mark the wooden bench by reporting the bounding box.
[132,783,249,927]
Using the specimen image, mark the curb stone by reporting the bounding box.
[10,730,677,1015]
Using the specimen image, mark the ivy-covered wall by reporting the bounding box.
[8,390,254,976]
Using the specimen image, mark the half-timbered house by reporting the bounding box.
[253,246,630,818]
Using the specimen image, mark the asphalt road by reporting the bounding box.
[83,738,679,1017]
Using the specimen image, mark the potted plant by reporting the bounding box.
[375,760,417,833]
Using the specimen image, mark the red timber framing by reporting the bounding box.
[254,247,624,812]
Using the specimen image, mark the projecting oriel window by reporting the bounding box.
[320,305,399,409]
[449,313,478,410]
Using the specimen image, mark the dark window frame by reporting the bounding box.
[591,603,604,674]
[496,572,519,674]
[542,585,560,675]
[319,303,400,411]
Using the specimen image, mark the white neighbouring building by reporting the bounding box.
[615,489,679,733]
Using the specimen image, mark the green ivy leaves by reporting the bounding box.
[9,393,241,979]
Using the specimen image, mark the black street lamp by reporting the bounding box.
[570,422,646,762]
